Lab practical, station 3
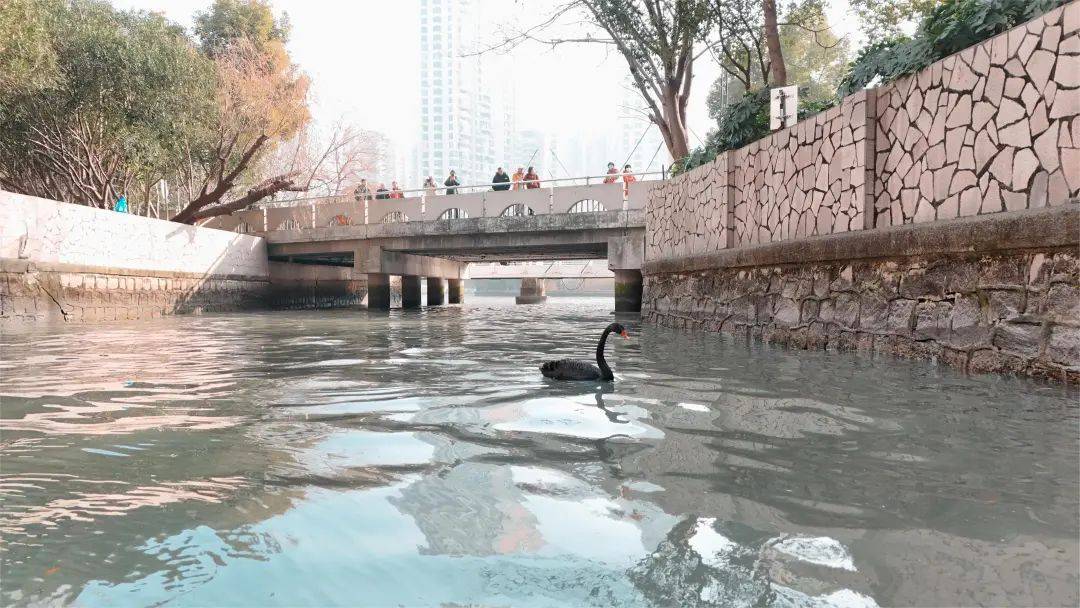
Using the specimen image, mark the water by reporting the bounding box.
[1,297,1077,607]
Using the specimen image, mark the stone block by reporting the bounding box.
[949,294,991,348]
[986,288,1025,320]
[859,291,890,330]
[992,321,1044,357]
[914,300,953,340]
[969,349,1028,375]
[1040,283,1080,321]
[1046,324,1080,366]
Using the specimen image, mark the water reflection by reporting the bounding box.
[1,298,1076,606]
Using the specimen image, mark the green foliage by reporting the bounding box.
[678,0,1069,177]
[0,0,217,204]
[779,0,852,103]
[194,0,291,57]
[837,0,1067,97]
[709,89,771,154]
[849,0,940,38]
[0,0,60,95]
[673,87,836,176]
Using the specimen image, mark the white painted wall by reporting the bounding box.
[0,191,269,278]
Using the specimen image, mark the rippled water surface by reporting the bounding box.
[1,297,1077,607]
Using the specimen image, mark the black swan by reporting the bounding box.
[540,322,628,381]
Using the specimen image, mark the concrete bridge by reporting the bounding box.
[203,179,653,311]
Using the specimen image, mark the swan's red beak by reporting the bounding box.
[620,330,629,339]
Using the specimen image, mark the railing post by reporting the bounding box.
[310,203,316,229]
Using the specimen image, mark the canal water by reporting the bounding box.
[1,297,1077,607]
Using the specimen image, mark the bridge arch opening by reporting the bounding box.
[281,218,300,230]
[500,203,535,217]
[382,211,410,223]
[567,199,605,213]
[437,208,469,220]
[234,222,252,234]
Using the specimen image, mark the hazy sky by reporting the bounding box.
[111,0,862,154]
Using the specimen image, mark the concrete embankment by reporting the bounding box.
[642,3,1080,383]
[0,191,365,325]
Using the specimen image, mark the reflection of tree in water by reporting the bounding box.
[629,517,774,607]
[628,516,880,608]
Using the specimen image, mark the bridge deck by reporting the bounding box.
[266,209,644,265]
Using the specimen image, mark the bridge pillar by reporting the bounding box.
[401,275,422,309]
[426,277,445,305]
[614,270,642,312]
[367,273,391,310]
[448,279,464,304]
[515,278,547,304]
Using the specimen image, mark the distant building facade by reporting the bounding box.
[416,0,510,186]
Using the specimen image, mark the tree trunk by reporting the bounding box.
[762,0,787,87]
[656,97,691,159]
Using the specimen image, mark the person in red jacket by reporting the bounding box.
[390,181,404,199]
[603,162,619,184]
[524,166,540,189]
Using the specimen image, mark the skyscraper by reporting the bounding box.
[619,87,672,176]
[416,0,499,187]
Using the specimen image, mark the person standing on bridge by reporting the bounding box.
[375,183,390,200]
[511,167,525,190]
[622,164,637,196]
[524,166,540,189]
[444,170,460,195]
[492,167,510,191]
[423,176,437,197]
[390,181,404,199]
[353,179,371,201]
[603,162,619,184]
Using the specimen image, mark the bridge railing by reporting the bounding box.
[202,171,663,232]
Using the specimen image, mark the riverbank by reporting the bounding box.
[0,191,365,325]
[642,4,1080,383]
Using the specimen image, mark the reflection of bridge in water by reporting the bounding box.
[204,176,654,311]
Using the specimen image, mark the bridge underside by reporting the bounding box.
[269,243,608,266]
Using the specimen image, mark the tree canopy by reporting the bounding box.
[0,0,216,207]
[0,0,324,223]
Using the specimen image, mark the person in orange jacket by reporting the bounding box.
[511,167,525,190]
[621,163,637,195]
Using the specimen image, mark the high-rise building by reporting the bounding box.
[619,91,672,176]
[416,0,505,187]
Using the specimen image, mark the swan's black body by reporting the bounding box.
[540,322,627,381]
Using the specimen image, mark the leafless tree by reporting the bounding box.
[471,0,712,161]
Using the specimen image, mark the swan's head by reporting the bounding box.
[610,323,629,339]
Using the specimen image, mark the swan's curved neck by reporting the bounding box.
[596,326,614,381]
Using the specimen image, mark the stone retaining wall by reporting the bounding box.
[0,191,278,325]
[1,260,268,324]
[643,206,1080,383]
[644,5,1080,381]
